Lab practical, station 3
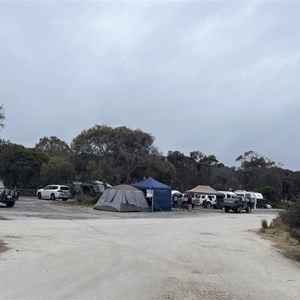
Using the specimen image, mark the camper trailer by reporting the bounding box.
[219,190,251,213]
[234,190,264,209]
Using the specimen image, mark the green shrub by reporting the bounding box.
[271,201,288,209]
[255,186,277,203]
[279,198,300,242]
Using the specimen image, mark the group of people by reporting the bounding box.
[172,193,194,211]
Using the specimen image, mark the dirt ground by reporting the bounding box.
[0,199,300,300]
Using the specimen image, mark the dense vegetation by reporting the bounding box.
[0,105,299,206]
[280,199,300,241]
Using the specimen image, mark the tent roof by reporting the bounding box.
[131,176,170,190]
[186,185,224,195]
[113,184,139,191]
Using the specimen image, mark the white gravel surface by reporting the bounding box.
[0,201,299,300]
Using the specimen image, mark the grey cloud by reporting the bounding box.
[0,1,300,170]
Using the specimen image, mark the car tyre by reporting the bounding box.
[6,201,15,207]
[38,192,42,199]
[50,193,56,200]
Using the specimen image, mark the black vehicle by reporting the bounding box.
[223,195,252,213]
[0,180,19,207]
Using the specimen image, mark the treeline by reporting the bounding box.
[0,124,299,203]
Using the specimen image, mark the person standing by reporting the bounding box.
[187,194,193,211]
[173,194,178,208]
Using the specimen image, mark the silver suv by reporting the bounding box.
[37,185,71,201]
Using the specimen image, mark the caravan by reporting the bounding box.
[234,190,264,209]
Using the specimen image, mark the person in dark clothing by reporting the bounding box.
[187,194,193,211]
[172,194,178,208]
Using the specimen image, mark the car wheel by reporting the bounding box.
[6,201,15,208]
[206,202,212,208]
[237,206,242,213]
[224,207,229,213]
[38,192,42,199]
[50,193,56,200]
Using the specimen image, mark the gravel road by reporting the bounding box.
[0,198,299,300]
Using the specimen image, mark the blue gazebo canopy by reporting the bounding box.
[131,177,171,211]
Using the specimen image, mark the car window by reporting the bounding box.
[60,186,70,191]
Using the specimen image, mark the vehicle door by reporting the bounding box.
[43,185,54,199]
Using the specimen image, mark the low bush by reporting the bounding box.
[73,194,99,206]
[279,198,300,242]
[17,189,37,197]
[259,215,300,262]
[261,219,268,231]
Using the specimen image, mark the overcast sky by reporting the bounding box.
[1,0,299,171]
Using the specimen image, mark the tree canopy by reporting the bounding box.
[35,136,73,158]
[0,121,298,202]
[0,104,5,130]
[236,151,277,169]
[71,125,159,184]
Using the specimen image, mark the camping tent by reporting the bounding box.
[94,184,150,212]
[131,177,171,211]
[186,185,224,209]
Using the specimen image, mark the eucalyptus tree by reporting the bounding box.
[236,151,277,169]
[167,151,199,191]
[35,136,73,158]
[0,140,48,188]
[40,157,76,185]
[71,125,157,184]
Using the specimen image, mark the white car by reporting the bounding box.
[194,194,217,208]
[37,185,71,201]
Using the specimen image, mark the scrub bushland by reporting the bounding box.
[279,199,300,242]
[259,199,300,262]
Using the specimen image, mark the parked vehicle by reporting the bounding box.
[194,194,217,208]
[36,185,71,201]
[220,191,252,213]
[68,180,112,198]
[0,179,19,207]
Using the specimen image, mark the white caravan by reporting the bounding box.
[234,190,263,209]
